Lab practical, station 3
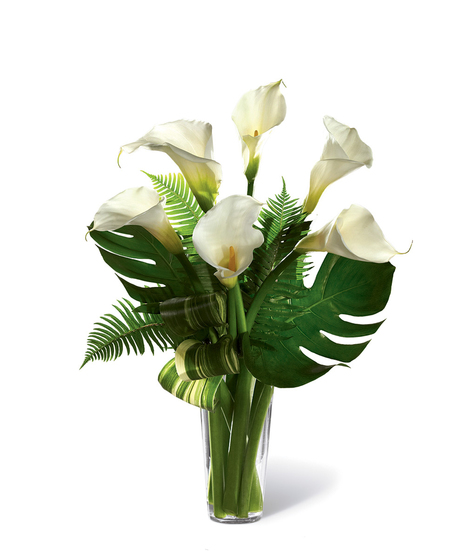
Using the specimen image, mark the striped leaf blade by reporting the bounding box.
[160,291,227,336]
[175,336,240,381]
[158,358,225,411]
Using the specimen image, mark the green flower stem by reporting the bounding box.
[208,381,233,513]
[247,178,255,197]
[245,159,258,196]
[175,252,205,295]
[218,379,234,431]
[225,374,238,400]
[248,467,264,513]
[230,282,247,335]
[228,288,237,340]
[237,383,274,517]
[222,362,255,515]
[208,327,218,344]
[246,250,301,333]
[208,405,227,519]
[248,379,266,436]
[222,283,254,515]
[207,468,213,505]
[225,251,296,516]
[240,380,267,513]
[208,251,298,517]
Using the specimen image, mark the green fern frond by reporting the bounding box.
[143,172,217,293]
[90,173,216,296]
[241,180,314,341]
[245,179,311,293]
[143,172,203,239]
[80,299,181,369]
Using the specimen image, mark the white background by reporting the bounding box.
[1,1,464,556]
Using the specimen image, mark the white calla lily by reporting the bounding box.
[295,204,404,263]
[192,195,264,288]
[119,119,222,213]
[232,80,286,184]
[89,186,183,254]
[303,116,373,214]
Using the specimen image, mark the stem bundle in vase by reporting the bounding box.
[82,80,409,523]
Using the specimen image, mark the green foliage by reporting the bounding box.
[144,172,217,292]
[160,291,227,337]
[88,173,219,326]
[89,225,191,297]
[84,175,396,394]
[83,174,224,371]
[117,276,173,306]
[80,299,181,369]
[142,172,203,239]
[178,335,240,381]
[244,180,311,293]
[158,358,226,411]
[244,254,395,388]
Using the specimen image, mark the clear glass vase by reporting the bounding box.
[200,376,273,524]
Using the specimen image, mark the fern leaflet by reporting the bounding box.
[143,172,217,292]
[80,299,182,368]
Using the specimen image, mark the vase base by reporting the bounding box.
[207,504,263,524]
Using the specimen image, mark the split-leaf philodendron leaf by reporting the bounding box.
[244,254,395,388]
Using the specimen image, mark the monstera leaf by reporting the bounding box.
[89,224,192,297]
[244,254,395,388]
[89,173,218,300]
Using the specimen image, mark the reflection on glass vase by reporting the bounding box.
[200,376,273,524]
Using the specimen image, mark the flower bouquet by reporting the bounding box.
[82,81,407,523]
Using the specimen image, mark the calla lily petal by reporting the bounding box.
[324,116,373,167]
[232,80,286,182]
[192,195,264,288]
[120,120,222,213]
[90,186,183,254]
[303,117,373,214]
[295,204,402,263]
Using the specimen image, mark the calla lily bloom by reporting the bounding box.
[119,120,222,213]
[192,195,264,288]
[89,186,183,255]
[232,80,286,184]
[303,117,373,214]
[295,204,404,263]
